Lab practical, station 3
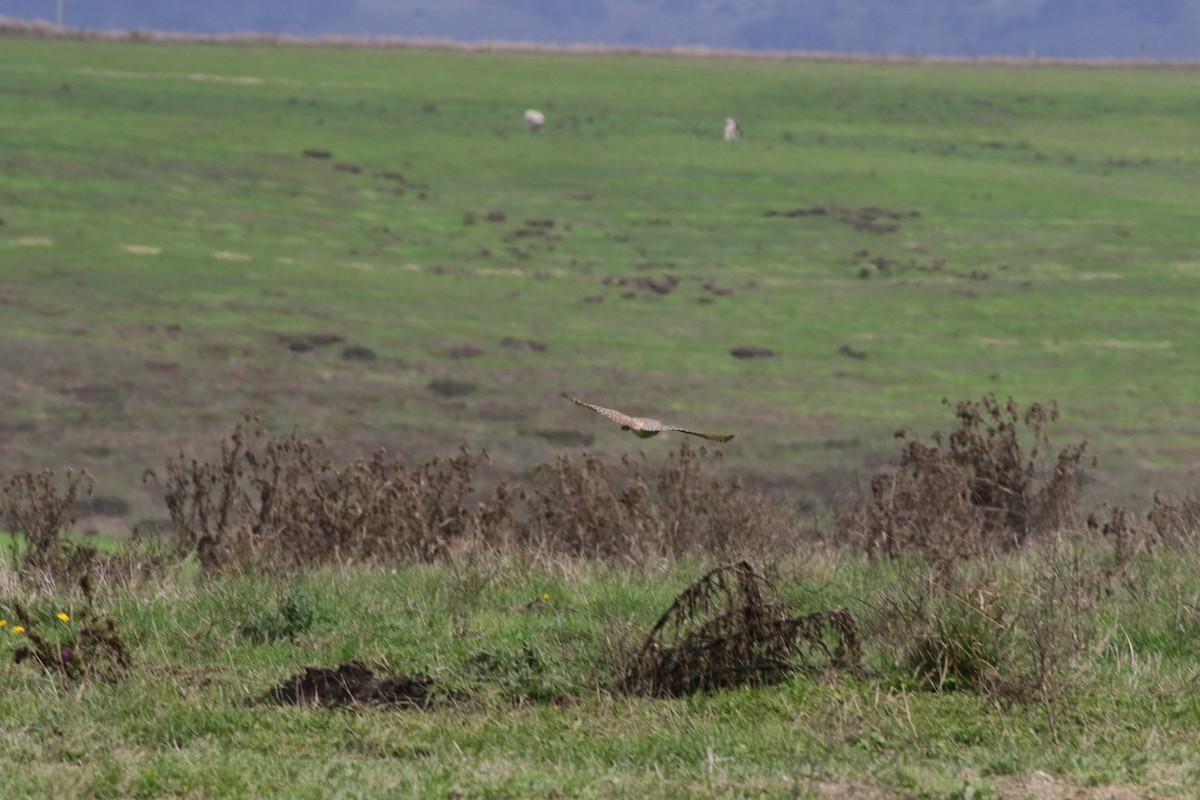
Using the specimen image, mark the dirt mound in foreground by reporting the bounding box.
[262,660,454,708]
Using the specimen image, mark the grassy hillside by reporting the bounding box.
[2,39,1200,523]
[3,38,1200,798]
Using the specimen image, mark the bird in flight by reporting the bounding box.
[562,393,734,443]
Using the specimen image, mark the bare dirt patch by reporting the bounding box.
[730,345,776,359]
[261,660,458,709]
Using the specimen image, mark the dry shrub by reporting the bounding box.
[1,468,102,582]
[149,417,515,571]
[839,395,1089,569]
[1146,491,1200,545]
[151,422,789,571]
[519,444,789,560]
[622,561,859,697]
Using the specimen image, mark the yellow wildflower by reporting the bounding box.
[57,613,71,622]
[0,619,6,627]
[542,593,552,601]
[12,626,25,634]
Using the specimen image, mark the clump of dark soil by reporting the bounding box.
[428,378,477,398]
[730,345,776,359]
[341,345,376,361]
[262,660,459,709]
[281,332,345,353]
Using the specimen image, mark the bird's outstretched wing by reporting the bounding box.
[562,394,642,427]
[662,426,735,443]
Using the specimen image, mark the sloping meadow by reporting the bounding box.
[3,397,1200,796]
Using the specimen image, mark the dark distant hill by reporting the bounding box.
[1,0,1197,59]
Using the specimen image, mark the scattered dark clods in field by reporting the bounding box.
[838,344,867,360]
[637,275,679,295]
[428,378,477,398]
[500,337,547,353]
[485,210,507,223]
[262,661,457,709]
[301,148,332,159]
[600,273,681,298]
[622,562,860,698]
[333,163,362,174]
[341,345,376,362]
[701,281,734,297]
[282,332,345,353]
[854,250,988,282]
[730,346,776,359]
[504,219,563,243]
[765,205,920,234]
[372,170,430,197]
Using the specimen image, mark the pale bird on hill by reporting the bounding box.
[524,109,545,131]
[723,116,742,141]
[563,393,735,443]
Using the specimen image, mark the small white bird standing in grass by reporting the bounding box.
[524,109,545,131]
[563,393,735,443]
[723,117,742,141]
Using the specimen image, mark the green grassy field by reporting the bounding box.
[2,545,1199,799]
[3,36,1200,799]
[3,39,1200,524]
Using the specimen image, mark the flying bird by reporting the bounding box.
[562,393,734,443]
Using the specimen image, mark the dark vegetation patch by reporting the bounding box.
[428,378,478,398]
[700,280,734,297]
[138,422,780,571]
[372,170,430,196]
[301,148,332,159]
[852,250,989,281]
[622,561,859,698]
[261,661,458,709]
[764,205,920,234]
[341,344,376,361]
[600,273,681,298]
[836,395,1089,572]
[838,344,867,360]
[333,162,362,174]
[281,332,345,353]
[730,345,776,359]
